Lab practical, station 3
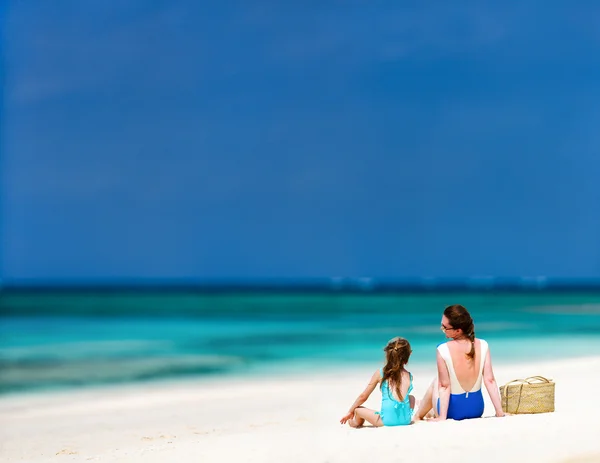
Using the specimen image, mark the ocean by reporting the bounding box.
[1,289,600,394]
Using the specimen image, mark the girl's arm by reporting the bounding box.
[340,370,381,424]
[434,350,451,420]
[483,347,505,417]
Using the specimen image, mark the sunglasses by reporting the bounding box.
[440,324,455,332]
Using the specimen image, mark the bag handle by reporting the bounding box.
[501,382,525,413]
[524,376,552,383]
[503,379,526,387]
[503,376,552,386]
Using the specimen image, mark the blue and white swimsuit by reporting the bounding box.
[437,339,488,420]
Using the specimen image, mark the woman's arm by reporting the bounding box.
[483,347,505,417]
[340,370,381,424]
[435,350,451,420]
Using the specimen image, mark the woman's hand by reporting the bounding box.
[340,412,354,425]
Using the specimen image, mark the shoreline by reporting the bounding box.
[0,351,596,402]
[2,351,598,402]
[2,355,600,462]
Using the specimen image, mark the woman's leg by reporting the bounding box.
[348,406,383,428]
[431,379,440,418]
[413,377,436,420]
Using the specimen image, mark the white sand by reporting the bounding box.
[1,356,600,463]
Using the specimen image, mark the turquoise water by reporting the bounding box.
[1,291,600,394]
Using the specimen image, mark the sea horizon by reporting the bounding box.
[3,276,600,293]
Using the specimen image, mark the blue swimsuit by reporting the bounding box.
[437,339,488,420]
[376,368,413,426]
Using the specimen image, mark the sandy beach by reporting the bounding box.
[1,356,599,463]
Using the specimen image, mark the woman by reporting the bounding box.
[414,304,505,421]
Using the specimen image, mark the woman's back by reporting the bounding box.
[437,338,488,420]
[445,339,486,392]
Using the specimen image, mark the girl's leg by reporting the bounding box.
[349,406,383,428]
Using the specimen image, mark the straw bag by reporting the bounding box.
[500,376,555,414]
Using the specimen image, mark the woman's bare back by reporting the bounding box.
[446,339,483,392]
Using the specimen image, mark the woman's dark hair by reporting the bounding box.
[382,337,412,400]
[444,304,476,360]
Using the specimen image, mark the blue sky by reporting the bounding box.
[2,1,600,282]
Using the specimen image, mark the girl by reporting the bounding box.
[340,337,415,427]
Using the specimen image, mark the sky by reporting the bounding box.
[1,1,600,282]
